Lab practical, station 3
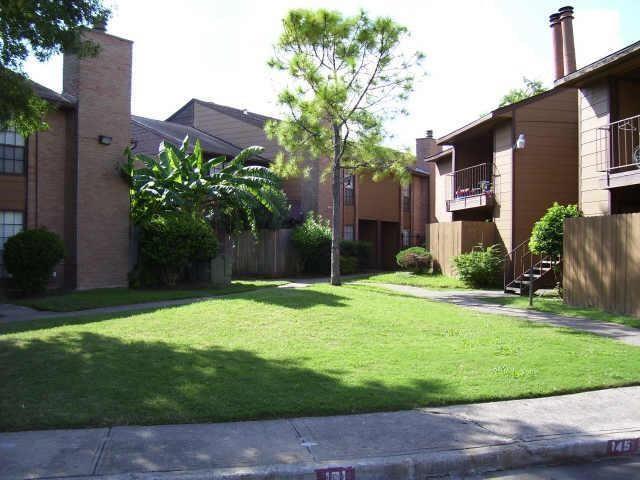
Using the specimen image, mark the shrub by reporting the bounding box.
[340,255,358,275]
[395,247,432,273]
[341,240,373,269]
[3,228,65,295]
[139,214,218,286]
[529,203,582,257]
[291,213,332,274]
[452,244,504,288]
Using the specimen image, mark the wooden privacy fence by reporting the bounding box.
[426,221,498,277]
[564,213,640,317]
[233,228,299,277]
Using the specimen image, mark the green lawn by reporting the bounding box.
[360,271,472,289]
[478,294,640,329]
[13,280,285,312]
[2,283,640,431]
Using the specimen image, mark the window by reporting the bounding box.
[402,184,411,211]
[344,174,354,206]
[402,229,410,248]
[0,128,26,174]
[343,224,354,241]
[0,211,24,277]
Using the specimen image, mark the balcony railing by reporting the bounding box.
[597,114,640,177]
[445,162,494,212]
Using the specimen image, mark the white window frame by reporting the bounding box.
[0,211,24,277]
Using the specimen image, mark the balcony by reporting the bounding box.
[597,113,640,189]
[445,162,494,212]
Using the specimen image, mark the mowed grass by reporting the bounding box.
[12,280,285,312]
[478,294,640,329]
[2,283,640,431]
[361,271,472,289]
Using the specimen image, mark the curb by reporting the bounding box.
[71,429,640,479]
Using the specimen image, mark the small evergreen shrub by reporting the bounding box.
[452,244,504,288]
[3,228,65,295]
[291,213,332,274]
[341,240,373,269]
[529,203,582,257]
[395,247,432,273]
[340,255,358,275]
[139,214,218,286]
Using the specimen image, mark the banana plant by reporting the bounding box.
[121,137,289,233]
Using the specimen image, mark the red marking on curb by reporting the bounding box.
[607,438,639,456]
[315,466,355,480]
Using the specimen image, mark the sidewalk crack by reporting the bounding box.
[90,427,112,475]
[289,419,318,462]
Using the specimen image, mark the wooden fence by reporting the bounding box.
[426,221,498,276]
[564,213,640,317]
[233,229,299,277]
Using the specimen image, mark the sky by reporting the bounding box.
[24,0,640,152]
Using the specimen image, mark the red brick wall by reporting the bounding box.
[63,30,132,289]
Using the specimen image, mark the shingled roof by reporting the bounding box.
[132,115,269,161]
[30,81,76,107]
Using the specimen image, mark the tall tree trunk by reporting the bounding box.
[330,124,342,286]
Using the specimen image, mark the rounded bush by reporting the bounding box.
[341,240,373,269]
[396,247,432,273]
[340,255,358,275]
[139,214,218,286]
[292,213,331,274]
[529,203,582,257]
[3,228,65,295]
[452,244,504,288]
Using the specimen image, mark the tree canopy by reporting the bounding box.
[266,8,423,284]
[499,77,547,107]
[0,0,110,134]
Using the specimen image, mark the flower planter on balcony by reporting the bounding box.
[447,191,494,212]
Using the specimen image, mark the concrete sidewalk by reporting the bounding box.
[372,283,640,346]
[2,387,639,480]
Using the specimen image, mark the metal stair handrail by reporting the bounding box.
[503,239,559,293]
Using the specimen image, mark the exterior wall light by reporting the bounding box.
[98,135,113,145]
[515,133,526,150]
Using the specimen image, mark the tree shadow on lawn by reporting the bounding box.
[244,286,350,310]
[0,331,452,431]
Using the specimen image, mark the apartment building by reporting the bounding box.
[163,99,428,269]
[0,25,131,290]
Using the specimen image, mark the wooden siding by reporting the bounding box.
[168,101,194,126]
[564,213,640,317]
[433,157,453,223]
[357,175,400,222]
[194,102,280,160]
[578,81,611,216]
[513,88,579,250]
[233,229,299,277]
[453,136,492,170]
[427,221,498,276]
[492,122,514,252]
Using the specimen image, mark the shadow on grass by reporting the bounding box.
[0,332,452,431]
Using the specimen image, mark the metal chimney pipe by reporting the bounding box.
[549,12,565,80]
[559,6,577,75]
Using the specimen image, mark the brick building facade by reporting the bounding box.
[0,27,131,289]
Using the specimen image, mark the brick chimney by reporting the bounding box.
[549,12,564,80]
[559,6,577,75]
[63,23,133,289]
[415,130,440,168]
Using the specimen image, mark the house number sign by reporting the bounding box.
[607,438,639,456]
[315,466,355,480]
